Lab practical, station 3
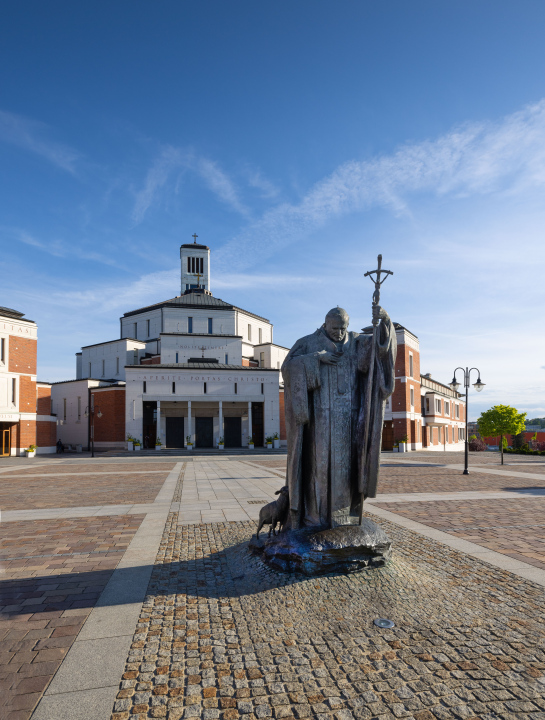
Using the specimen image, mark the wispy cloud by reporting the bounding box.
[0,110,79,173]
[215,99,545,271]
[15,229,121,268]
[245,167,280,199]
[132,147,248,223]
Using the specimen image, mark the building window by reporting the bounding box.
[143,381,147,393]
[455,404,459,419]
[225,354,228,364]
[426,397,430,412]
[208,318,213,334]
[133,349,139,365]
[88,362,92,377]
[0,337,4,363]
[175,352,179,363]
[188,317,193,333]
[261,383,264,394]
[204,382,207,394]
[445,401,450,416]
[438,426,442,443]
[234,382,237,394]
[63,398,66,423]
[172,381,176,394]
[187,257,191,272]
[147,319,150,336]
[435,398,441,414]
[116,357,120,374]
[200,257,203,274]
[410,388,414,407]
[260,352,265,368]
[102,359,105,377]
[134,322,137,339]
[12,378,16,404]
[429,427,433,443]
[248,324,252,341]
[77,397,81,422]
[409,354,413,377]
[259,328,262,344]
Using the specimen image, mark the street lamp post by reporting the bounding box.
[450,368,485,475]
[84,404,102,458]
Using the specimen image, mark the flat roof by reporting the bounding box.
[160,332,242,339]
[81,337,145,349]
[48,378,119,385]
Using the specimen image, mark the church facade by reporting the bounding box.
[51,239,289,450]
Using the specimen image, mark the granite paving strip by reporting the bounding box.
[31,461,184,720]
[110,514,545,720]
[0,514,146,720]
[178,460,285,525]
[7,462,178,475]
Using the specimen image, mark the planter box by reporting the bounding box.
[26,451,36,458]
[398,443,406,453]
[127,442,133,451]
[155,445,162,451]
[393,447,399,452]
[273,439,280,449]
[248,444,254,450]
[134,445,141,451]
[266,443,273,449]
[186,444,193,450]
[218,444,224,450]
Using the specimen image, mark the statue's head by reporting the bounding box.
[324,307,349,343]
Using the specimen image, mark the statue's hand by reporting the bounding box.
[318,350,342,365]
[372,305,389,324]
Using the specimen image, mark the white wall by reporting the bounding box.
[121,309,162,341]
[236,311,273,346]
[80,340,146,381]
[162,307,237,335]
[160,334,242,365]
[51,379,109,447]
[253,344,289,371]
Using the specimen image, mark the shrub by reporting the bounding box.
[534,441,545,452]
[469,437,487,451]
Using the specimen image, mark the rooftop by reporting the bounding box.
[122,291,270,323]
[125,363,279,371]
[0,306,35,323]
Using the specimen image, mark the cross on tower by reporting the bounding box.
[195,272,202,287]
[192,233,198,243]
[199,345,207,358]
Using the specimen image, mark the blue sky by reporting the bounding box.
[2,1,545,419]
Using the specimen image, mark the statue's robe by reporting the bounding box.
[282,318,396,528]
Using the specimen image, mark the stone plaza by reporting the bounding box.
[2,450,545,720]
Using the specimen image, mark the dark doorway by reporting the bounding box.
[143,401,157,448]
[382,421,394,451]
[1,423,12,457]
[251,402,264,447]
[166,417,184,448]
[224,417,242,448]
[196,417,213,448]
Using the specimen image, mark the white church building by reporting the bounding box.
[51,238,289,450]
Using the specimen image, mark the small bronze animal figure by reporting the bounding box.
[256,486,289,538]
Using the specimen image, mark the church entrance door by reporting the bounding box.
[166,417,184,448]
[196,417,213,448]
[224,417,241,448]
[251,402,264,447]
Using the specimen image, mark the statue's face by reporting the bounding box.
[325,316,348,343]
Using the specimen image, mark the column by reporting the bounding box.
[218,400,223,444]
[156,401,161,445]
[248,401,252,445]
[187,400,192,447]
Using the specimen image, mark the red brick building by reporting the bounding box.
[380,324,466,452]
[0,306,56,456]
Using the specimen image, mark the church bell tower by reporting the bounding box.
[180,234,211,295]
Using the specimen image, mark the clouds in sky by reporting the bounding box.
[216,100,545,271]
[0,110,79,173]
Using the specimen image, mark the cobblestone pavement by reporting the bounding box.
[0,514,145,720]
[0,464,174,511]
[377,467,545,495]
[111,514,545,720]
[374,497,545,571]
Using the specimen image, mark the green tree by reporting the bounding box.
[477,405,527,465]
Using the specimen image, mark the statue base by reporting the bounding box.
[249,518,392,576]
